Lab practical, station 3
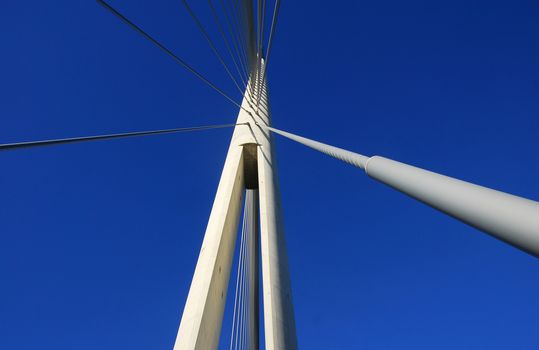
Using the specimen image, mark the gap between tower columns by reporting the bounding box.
[243,143,259,190]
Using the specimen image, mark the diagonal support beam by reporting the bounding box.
[175,60,298,350]
[173,133,245,350]
[174,73,269,349]
[173,102,256,350]
[260,124,539,258]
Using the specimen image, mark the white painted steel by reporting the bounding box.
[263,125,539,258]
[262,125,368,169]
[366,156,539,257]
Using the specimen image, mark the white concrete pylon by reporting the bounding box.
[174,64,298,349]
[173,83,257,350]
[253,72,299,350]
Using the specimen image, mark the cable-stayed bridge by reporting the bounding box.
[2,1,538,350]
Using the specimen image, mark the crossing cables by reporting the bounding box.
[96,0,247,111]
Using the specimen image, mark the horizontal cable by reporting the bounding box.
[96,0,247,111]
[0,123,242,151]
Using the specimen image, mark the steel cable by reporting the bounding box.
[96,0,248,112]
[181,0,246,95]
[208,0,249,87]
[230,201,247,350]
[0,123,242,151]
[219,0,251,81]
[256,0,280,111]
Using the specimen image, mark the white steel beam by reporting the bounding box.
[261,124,539,258]
[365,156,539,257]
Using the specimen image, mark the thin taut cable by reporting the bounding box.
[237,206,249,350]
[219,0,256,101]
[218,0,251,81]
[255,0,267,100]
[230,0,251,71]
[96,0,247,112]
[256,0,280,110]
[180,0,246,95]
[0,123,241,151]
[230,202,247,350]
[207,0,248,87]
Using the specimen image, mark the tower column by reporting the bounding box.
[174,62,298,350]
[254,71,299,350]
[173,79,259,350]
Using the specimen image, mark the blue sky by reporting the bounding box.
[1,1,538,349]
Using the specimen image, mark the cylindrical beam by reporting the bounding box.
[262,125,368,169]
[261,124,539,258]
[366,156,539,257]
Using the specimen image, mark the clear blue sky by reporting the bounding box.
[1,1,538,349]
